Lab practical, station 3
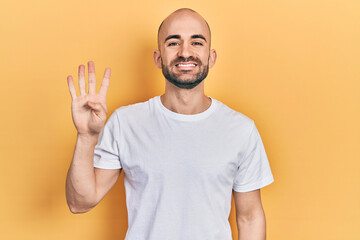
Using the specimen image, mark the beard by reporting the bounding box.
[161,56,209,89]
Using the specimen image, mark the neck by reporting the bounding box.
[161,81,211,115]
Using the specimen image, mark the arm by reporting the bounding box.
[65,134,120,213]
[233,189,266,240]
[65,61,119,213]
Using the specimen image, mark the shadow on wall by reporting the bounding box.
[103,41,162,239]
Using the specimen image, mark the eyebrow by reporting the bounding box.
[191,34,207,42]
[165,34,180,42]
[164,34,207,43]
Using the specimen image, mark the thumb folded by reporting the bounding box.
[87,101,105,114]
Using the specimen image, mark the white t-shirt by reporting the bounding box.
[94,95,274,240]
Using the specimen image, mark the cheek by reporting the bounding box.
[198,50,210,60]
[164,55,178,66]
[159,51,169,61]
[199,56,210,66]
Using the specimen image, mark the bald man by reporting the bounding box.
[66,8,274,240]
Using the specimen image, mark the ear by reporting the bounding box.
[209,49,217,68]
[153,50,162,69]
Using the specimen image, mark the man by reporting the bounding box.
[66,8,274,240]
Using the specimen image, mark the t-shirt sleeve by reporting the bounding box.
[233,121,274,192]
[93,111,122,169]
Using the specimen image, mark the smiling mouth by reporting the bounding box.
[175,63,197,69]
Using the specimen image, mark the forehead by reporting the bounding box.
[159,12,210,40]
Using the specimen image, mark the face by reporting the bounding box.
[154,11,216,89]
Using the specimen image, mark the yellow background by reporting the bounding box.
[1,0,359,239]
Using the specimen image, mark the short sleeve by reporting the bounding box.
[93,111,122,169]
[232,121,274,192]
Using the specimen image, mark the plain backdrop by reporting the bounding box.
[0,0,359,239]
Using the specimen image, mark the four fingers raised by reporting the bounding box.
[67,61,111,100]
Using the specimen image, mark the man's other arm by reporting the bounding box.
[233,189,266,240]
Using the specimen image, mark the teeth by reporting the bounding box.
[177,64,196,67]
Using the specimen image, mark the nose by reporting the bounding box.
[178,43,192,59]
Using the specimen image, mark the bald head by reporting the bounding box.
[153,8,217,89]
[157,8,212,49]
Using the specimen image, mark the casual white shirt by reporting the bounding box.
[94,96,274,240]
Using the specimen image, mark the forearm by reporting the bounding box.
[65,134,99,213]
[237,212,266,240]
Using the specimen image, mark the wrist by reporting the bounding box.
[77,133,100,145]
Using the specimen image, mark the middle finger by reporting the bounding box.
[78,64,86,96]
[88,61,96,95]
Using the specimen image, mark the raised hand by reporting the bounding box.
[67,61,111,136]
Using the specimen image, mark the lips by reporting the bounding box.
[175,62,197,69]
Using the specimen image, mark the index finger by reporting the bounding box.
[98,68,111,97]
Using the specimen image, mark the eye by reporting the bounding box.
[168,42,179,46]
[192,42,203,46]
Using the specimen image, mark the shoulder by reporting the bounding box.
[117,97,152,111]
[111,97,155,122]
[212,98,255,131]
[115,97,153,114]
